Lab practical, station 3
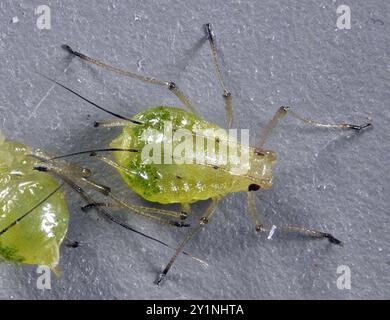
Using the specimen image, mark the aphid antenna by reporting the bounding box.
[35,71,143,125]
[49,146,264,186]
[0,185,63,237]
[48,148,140,160]
[82,147,263,185]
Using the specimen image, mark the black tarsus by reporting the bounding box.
[62,44,87,59]
[174,222,191,228]
[204,23,214,44]
[180,211,188,220]
[34,166,48,172]
[323,233,343,246]
[81,202,108,212]
[346,123,372,131]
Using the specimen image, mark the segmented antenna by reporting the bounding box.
[0,185,63,236]
[36,72,142,125]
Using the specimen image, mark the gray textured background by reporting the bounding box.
[0,0,389,299]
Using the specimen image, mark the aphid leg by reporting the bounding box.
[204,23,233,129]
[47,148,189,224]
[80,195,189,228]
[257,106,372,148]
[280,225,342,245]
[155,197,220,285]
[62,45,197,114]
[247,191,264,231]
[81,201,181,220]
[180,203,191,220]
[246,192,342,245]
[81,177,111,195]
[35,166,204,264]
[80,156,187,224]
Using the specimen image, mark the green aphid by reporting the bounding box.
[110,106,276,204]
[47,23,370,283]
[0,133,69,268]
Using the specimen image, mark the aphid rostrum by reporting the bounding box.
[0,131,204,270]
[41,23,370,284]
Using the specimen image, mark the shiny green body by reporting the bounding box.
[111,106,277,204]
[0,139,69,267]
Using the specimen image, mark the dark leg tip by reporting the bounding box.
[324,233,343,246]
[67,241,79,248]
[345,122,372,131]
[100,186,111,196]
[93,121,100,128]
[61,44,73,53]
[203,23,213,39]
[61,44,84,58]
[33,166,48,172]
[81,204,93,212]
[180,211,188,220]
[255,224,263,232]
[154,273,166,286]
[174,222,191,228]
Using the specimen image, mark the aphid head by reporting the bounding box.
[247,149,277,190]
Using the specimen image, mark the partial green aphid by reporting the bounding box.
[111,106,277,204]
[0,132,69,268]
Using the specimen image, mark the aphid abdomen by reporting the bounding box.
[110,106,275,204]
[0,140,69,267]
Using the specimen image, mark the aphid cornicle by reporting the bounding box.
[42,23,370,284]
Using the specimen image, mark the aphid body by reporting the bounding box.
[111,106,277,204]
[0,133,69,267]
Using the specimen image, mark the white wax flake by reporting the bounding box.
[267,225,277,240]
[134,13,141,21]
[12,16,19,24]
[137,57,145,71]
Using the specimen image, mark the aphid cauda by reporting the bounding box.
[40,23,370,284]
[0,131,203,270]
